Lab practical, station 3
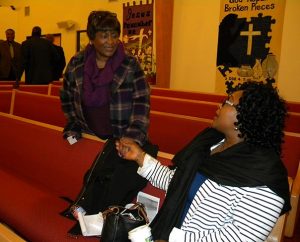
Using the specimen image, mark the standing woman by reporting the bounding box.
[61,11,149,143]
[117,81,291,242]
[60,11,156,229]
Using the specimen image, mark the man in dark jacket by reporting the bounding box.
[45,34,66,80]
[0,29,22,80]
[21,26,58,84]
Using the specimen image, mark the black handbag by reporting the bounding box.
[101,203,149,242]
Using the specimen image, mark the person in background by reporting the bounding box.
[117,81,291,242]
[45,34,66,80]
[20,26,58,84]
[0,29,22,80]
[60,11,154,234]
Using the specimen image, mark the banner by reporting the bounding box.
[123,0,156,85]
[216,0,286,93]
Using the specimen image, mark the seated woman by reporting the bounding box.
[116,81,291,242]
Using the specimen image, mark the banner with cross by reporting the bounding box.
[123,0,156,85]
[215,0,286,93]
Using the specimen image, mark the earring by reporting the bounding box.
[234,127,238,131]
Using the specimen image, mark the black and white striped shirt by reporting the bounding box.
[138,154,284,242]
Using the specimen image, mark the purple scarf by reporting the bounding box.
[83,42,125,107]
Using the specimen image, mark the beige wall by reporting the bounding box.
[277,0,300,102]
[0,0,299,101]
[170,0,300,102]
[170,0,220,94]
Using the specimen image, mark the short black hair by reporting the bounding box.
[87,11,120,40]
[32,26,42,37]
[233,81,287,155]
[5,29,15,34]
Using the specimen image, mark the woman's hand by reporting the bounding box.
[115,138,146,167]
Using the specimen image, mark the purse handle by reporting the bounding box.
[103,202,149,224]
[128,202,149,224]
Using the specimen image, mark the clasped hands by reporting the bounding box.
[115,137,146,167]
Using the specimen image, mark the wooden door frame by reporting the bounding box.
[155,0,174,88]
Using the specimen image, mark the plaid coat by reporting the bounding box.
[60,50,150,145]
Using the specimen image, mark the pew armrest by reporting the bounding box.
[285,161,300,237]
[266,214,287,242]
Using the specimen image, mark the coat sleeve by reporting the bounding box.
[60,56,82,138]
[122,58,150,145]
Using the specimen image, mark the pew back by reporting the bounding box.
[18,85,49,94]
[0,112,296,242]
[11,90,66,127]
[151,95,219,119]
[0,81,15,85]
[49,84,62,96]
[282,132,300,179]
[149,111,212,153]
[151,87,226,103]
[0,112,171,241]
[285,112,300,133]
[0,113,102,199]
[0,113,102,241]
[52,80,63,86]
[0,84,13,90]
[10,91,213,154]
[287,101,300,113]
[0,91,12,113]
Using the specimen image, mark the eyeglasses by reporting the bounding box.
[221,99,237,108]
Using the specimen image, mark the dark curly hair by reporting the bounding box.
[87,11,120,40]
[232,81,287,155]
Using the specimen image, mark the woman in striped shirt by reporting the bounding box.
[116,81,291,242]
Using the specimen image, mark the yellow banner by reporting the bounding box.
[216,0,286,93]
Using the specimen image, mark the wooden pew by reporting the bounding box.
[282,131,300,237]
[51,80,63,86]
[0,81,15,85]
[0,112,102,241]
[0,91,12,113]
[151,95,219,119]
[287,101,300,113]
[285,112,300,133]
[10,91,213,154]
[149,111,212,153]
[282,132,300,179]
[0,112,171,241]
[18,85,49,95]
[0,84,13,91]
[0,111,295,241]
[151,95,299,134]
[285,160,300,238]
[151,89,299,133]
[48,84,62,96]
[11,90,66,127]
[10,90,300,154]
[151,87,226,103]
